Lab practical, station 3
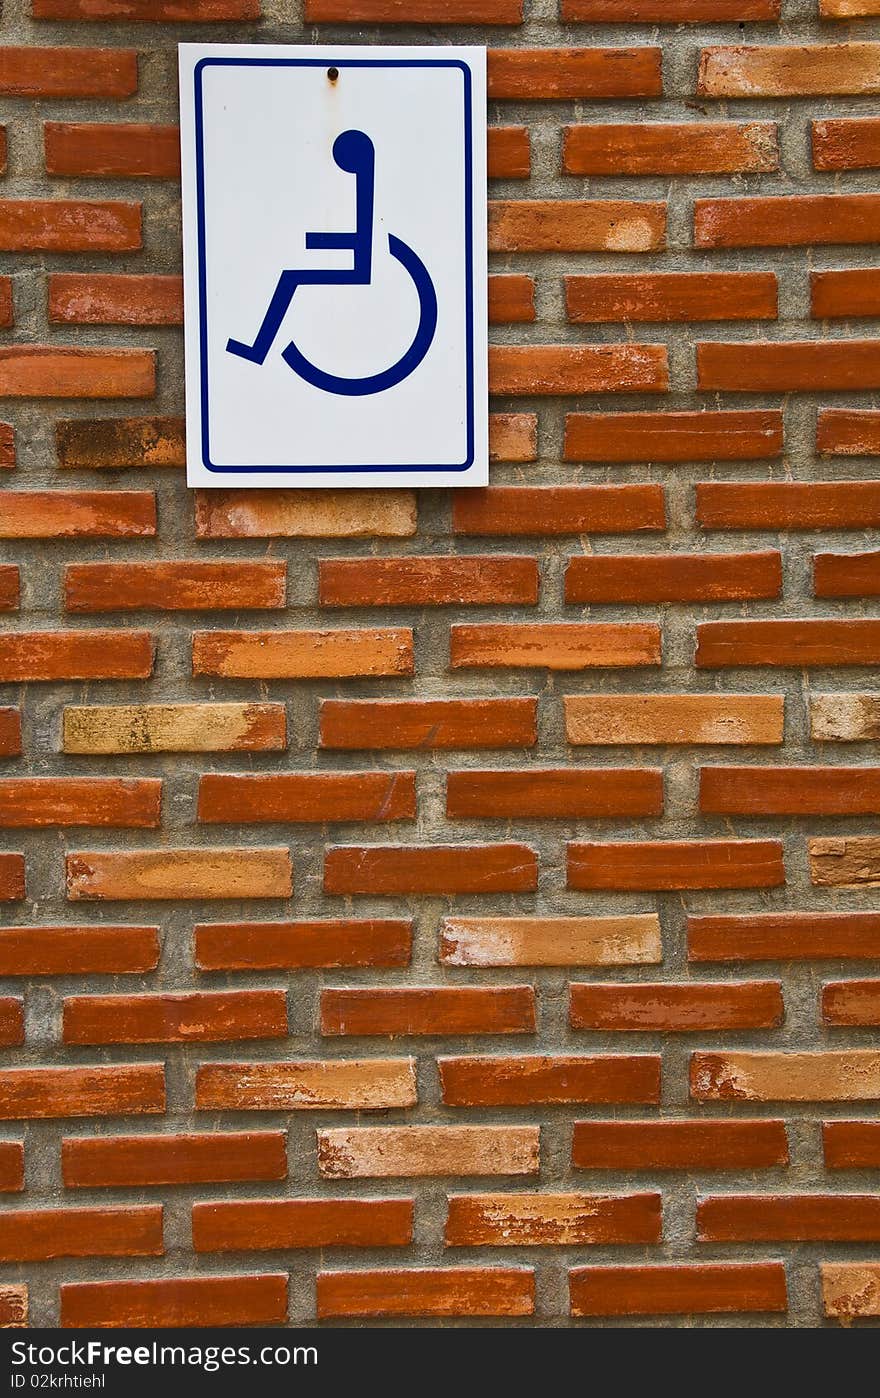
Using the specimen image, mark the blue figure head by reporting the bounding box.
[332,130,374,175]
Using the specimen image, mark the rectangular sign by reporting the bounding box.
[179,43,488,488]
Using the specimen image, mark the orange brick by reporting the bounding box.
[450,623,661,670]
[813,117,880,170]
[566,272,777,323]
[0,200,140,251]
[689,911,880,963]
[691,1050,880,1101]
[817,408,880,456]
[57,416,185,469]
[569,840,784,891]
[66,560,284,612]
[0,1000,23,1048]
[44,122,179,177]
[824,1122,880,1169]
[63,703,287,754]
[487,128,530,180]
[304,0,521,17]
[194,919,412,971]
[0,569,19,611]
[319,698,537,751]
[438,914,662,968]
[565,694,784,747]
[565,0,778,15]
[812,270,880,319]
[0,710,22,758]
[439,1055,661,1106]
[489,345,668,394]
[0,347,154,399]
[570,981,783,1032]
[0,777,160,828]
[815,554,880,598]
[194,488,416,538]
[446,768,662,819]
[696,194,880,248]
[445,1193,661,1246]
[0,925,159,977]
[822,1264,880,1322]
[316,1268,534,1319]
[35,0,261,15]
[823,982,880,1027]
[0,1142,23,1193]
[564,123,777,175]
[698,481,880,529]
[698,341,880,392]
[698,43,880,98]
[320,987,536,1036]
[0,632,153,682]
[0,1206,162,1262]
[63,990,288,1044]
[0,1065,165,1119]
[324,844,537,896]
[566,552,780,603]
[697,620,880,668]
[570,1263,787,1317]
[0,278,12,328]
[318,556,538,606]
[452,485,665,535]
[700,765,880,816]
[489,274,534,324]
[487,48,662,100]
[198,772,416,824]
[196,1060,417,1112]
[317,1125,539,1178]
[67,848,291,902]
[60,1276,287,1330]
[0,423,14,468]
[810,836,880,888]
[0,1287,27,1328]
[0,857,25,903]
[0,490,155,538]
[572,1120,789,1171]
[565,409,782,462]
[489,412,537,462]
[193,1198,413,1252]
[62,1132,287,1188]
[489,200,666,253]
[49,274,182,325]
[192,629,413,679]
[0,47,138,98]
[698,1195,880,1242]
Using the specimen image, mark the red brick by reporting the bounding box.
[701,765,880,816]
[0,1206,162,1262]
[320,987,536,1037]
[0,47,138,99]
[0,348,154,399]
[193,1199,413,1252]
[0,1287,25,1327]
[0,423,14,468]
[698,1194,880,1242]
[489,345,668,394]
[696,194,880,248]
[324,844,537,896]
[60,1276,287,1330]
[566,552,780,604]
[316,1268,534,1319]
[571,981,783,1032]
[66,560,284,612]
[487,129,530,180]
[34,0,261,16]
[0,1000,23,1048]
[489,200,666,253]
[192,629,413,679]
[698,481,880,530]
[0,568,19,611]
[453,485,665,535]
[689,911,880,963]
[45,122,179,177]
[817,408,880,456]
[319,698,537,751]
[697,620,880,667]
[698,341,880,392]
[566,272,777,323]
[0,778,160,828]
[63,1132,287,1188]
[822,982,880,1027]
[815,553,880,598]
[318,556,538,606]
[450,624,661,670]
[698,43,880,98]
[565,0,777,15]
[0,710,22,758]
[57,416,185,469]
[0,491,154,538]
[0,925,159,976]
[813,118,880,171]
[63,990,288,1045]
[198,772,416,824]
[195,1060,417,1112]
[569,840,784,891]
[445,1193,661,1247]
[0,1142,23,1193]
[0,200,140,251]
[488,274,534,323]
[691,1050,880,1101]
[824,1122,880,1169]
[0,631,153,682]
[0,857,26,903]
[439,1055,661,1106]
[49,274,182,325]
[812,270,880,320]
[317,1125,539,1178]
[304,0,519,14]
[565,409,782,462]
[564,123,777,176]
[447,768,662,819]
[0,1065,165,1119]
[194,919,412,971]
[67,848,292,902]
[570,1263,787,1317]
[572,1120,789,1171]
[0,278,12,328]
[490,413,537,462]
[487,48,662,100]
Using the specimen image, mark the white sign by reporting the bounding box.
[179,43,488,488]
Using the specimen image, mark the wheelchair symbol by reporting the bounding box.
[226,129,438,396]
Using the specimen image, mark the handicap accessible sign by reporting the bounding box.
[179,45,488,487]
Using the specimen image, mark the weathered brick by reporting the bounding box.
[698,482,880,529]
[196,1060,417,1112]
[49,274,183,325]
[689,911,880,962]
[0,1001,24,1048]
[0,858,26,903]
[63,990,288,1044]
[452,485,665,535]
[691,1051,880,1101]
[195,919,412,971]
[823,981,880,1027]
[570,1264,787,1317]
[0,1142,24,1193]
[192,629,414,679]
[63,1132,287,1188]
[57,416,185,469]
[316,1268,534,1320]
[0,491,155,538]
[0,1287,27,1328]
[438,914,662,967]
[304,0,521,18]
[812,270,880,320]
[319,698,537,750]
[570,981,783,1032]
[0,631,153,682]
[698,43,880,98]
[489,345,668,394]
[487,129,530,180]
[320,987,536,1036]
[566,272,777,323]
[317,1126,539,1178]
[565,694,784,746]
[565,552,780,603]
[0,347,154,398]
[34,0,261,16]
[198,772,416,824]
[446,768,662,819]
[318,556,538,606]
[822,1265,880,1322]
[60,1276,287,1330]
[450,623,661,670]
[0,1065,165,1119]
[0,47,138,98]
[487,48,662,99]
[698,1195,880,1243]
[489,200,666,253]
[0,925,159,976]
[697,620,880,668]
[698,341,880,392]
[0,200,140,251]
[696,195,880,249]
[564,123,777,176]
[813,118,880,171]
[814,553,880,598]
[489,412,536,462]
[811,837,880,888]
[0,777,160,828]
[811,693,880,739]
[817,409,880,457]
[565,409,782,462]
[824,1122,880,1170]
[0,710,22,759]
[66,849,292,901]
[701,765,880,816]
[324,844,537,895]
[445,1193,661,1246]
[194,489,416,538]
[0,1206,163,1262]
[63,703,287,753]
[0,569,19,612]
[44,123,179,177]
[569,840,784,891]
[439,1055,661,1106]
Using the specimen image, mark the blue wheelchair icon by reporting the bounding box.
[226,129,438,396]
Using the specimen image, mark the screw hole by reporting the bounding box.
[327,67,339,83]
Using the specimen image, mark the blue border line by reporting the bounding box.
[193,56,476,474]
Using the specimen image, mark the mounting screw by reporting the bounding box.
[327,67,339,83]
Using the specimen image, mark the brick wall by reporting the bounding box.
[1,0,879,1331]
